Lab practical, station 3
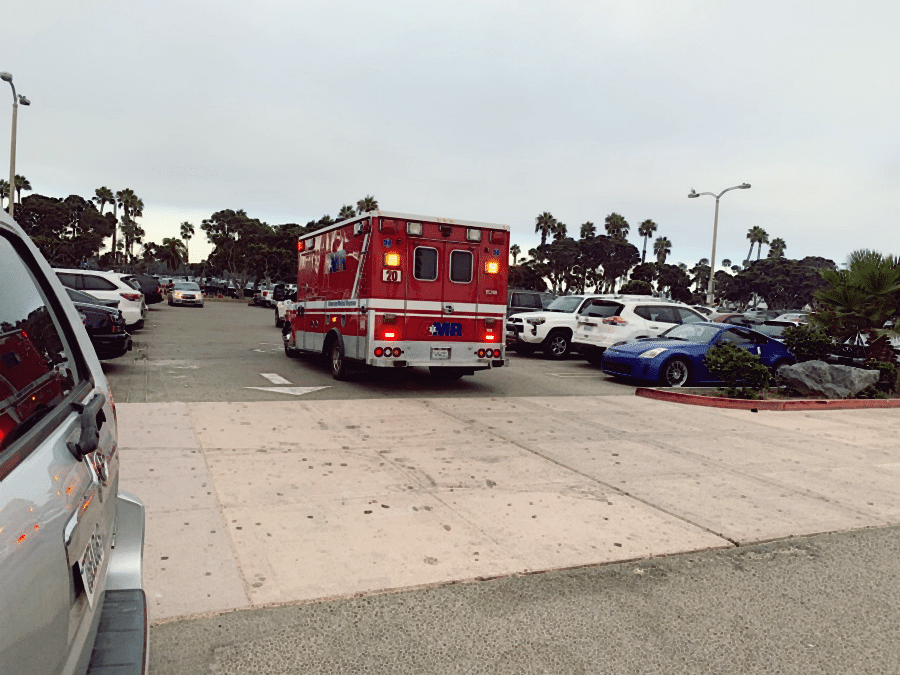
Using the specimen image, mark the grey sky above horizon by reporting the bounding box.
[4,1,899,270]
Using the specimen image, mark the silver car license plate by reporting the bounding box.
[78,524,105,609]
[431,347,451,360]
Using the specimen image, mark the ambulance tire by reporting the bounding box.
[329,336,350,381]
[429,367,466,381]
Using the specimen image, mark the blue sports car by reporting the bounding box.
[600,322,795,387]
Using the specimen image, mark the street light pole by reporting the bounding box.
[1,72,30,218]
[688,183,751,306]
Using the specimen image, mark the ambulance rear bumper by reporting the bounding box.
[364,340,507,369]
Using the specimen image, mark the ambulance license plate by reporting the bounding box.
[431,347,451,360]
[78,524,105,609]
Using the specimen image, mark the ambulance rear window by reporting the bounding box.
[414,248,438,281]
[450,251,473,283]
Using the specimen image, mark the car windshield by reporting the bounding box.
[544,296,584,313]
[173,282,201,291]
[660,323,721,343]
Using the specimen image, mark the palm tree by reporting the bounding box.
[768,237,786,258]
[510,244,521,266]
[604,213,630,242]
[534,212,556,248]
[637,219,657,263]
[13,175,31,204]
[721,258,732,268]
[356,195,378,213]
[745,226,768,262]
[579,221,596,239]
[93,186,114,214]
[113,189,136,266]
[653,236,672,265]
[338,205,356,220]
[180,222,195,265]
[551,221,567,241]
[756,228,769,259]
[0,179,8,209]
[157,237,187,272]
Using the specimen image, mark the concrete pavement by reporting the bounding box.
[116,394,900,623]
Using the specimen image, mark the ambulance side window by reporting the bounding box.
[449,251,473,283]
[414,248,438,281]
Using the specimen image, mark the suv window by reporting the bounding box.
[634,305,678,323]
[82,275,118,291]
[511,292,542,310]
[0,236,80,455]
[57,271,83,289]
[677,307,706,324]
[580,300,623,318]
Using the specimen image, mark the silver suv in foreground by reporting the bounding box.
[0,211,147,674]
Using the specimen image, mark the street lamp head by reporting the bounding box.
[18,95,29,106]
[740,183,751,189]
[0,72,11,83]
[688,188,698,198]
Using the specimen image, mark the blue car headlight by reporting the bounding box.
[639,347,668,359]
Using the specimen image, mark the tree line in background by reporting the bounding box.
[509,211,831,310]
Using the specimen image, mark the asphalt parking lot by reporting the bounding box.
[110,302,900,674]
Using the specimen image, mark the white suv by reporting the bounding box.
[507,294,611,359]
[55,269,148,328]
[572,297,707,365]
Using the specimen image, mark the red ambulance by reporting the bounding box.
[282,211,510,380]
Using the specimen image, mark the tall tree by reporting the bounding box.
[14,175,31,204]
[158,237,187,272]
[509,244,521,266]
[653,236,672,265]
[637,219,657,263]
[356,195,378,213]
[113,189,135,266]
[534,212,556,249]
[756,228,769,259]
[338,205,356,220]
[604,212,630,242]
[721,258,732,268]
[579,221,596,239]
[745,226,767,263]
[0,179,8,209]
[180,221,195,264]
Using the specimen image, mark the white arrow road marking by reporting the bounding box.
[260,373,292,385]
[244,387,331,396]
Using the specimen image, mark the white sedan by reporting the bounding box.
[167,281,204,307]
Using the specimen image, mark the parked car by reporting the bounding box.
[601,322,795,387]
[1,210,147,674]
[572,297,707,365]
[506,294,603,358]
[64,286,120,309]
[507,289,556,318]
[774,312,809,323]
[73,300,133,360]
[167,281,204,307]
[121,273,164,305]
[55,268,148,328]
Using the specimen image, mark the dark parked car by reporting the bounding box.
[74,300,133,360]
[125,273,164,304]
[65,286,120,309]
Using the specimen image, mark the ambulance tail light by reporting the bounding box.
[384,252,401,267]
[477,348,502,359]
[484,260,500,274]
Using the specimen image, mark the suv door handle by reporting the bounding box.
[67,392,106,461]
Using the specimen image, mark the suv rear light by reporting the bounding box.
[120,293,142,301]
[602,316,628,325]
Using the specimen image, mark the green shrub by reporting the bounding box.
[704,341,772,399]
[864,359,898,393]
[782,323,834,362]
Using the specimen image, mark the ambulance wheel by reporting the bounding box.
[330,338,349,380]
[429,367,465,381]
[284,340,299,358]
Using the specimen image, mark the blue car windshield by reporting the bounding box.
[661,323,721,343]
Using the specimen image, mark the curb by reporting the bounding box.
[635,388,900,411]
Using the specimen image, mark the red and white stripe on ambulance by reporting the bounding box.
[285,212,509,369]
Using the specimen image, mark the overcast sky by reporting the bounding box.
[4,1,899,270]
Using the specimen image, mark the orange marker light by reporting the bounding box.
[297,240,306,252]
[384,252,401,267]
[484,260,499,274]
[18,534,27,543]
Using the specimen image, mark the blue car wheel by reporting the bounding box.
[660,357,691,387]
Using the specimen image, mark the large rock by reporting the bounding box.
[777,360,879,398]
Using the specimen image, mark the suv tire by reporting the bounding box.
[543,330,571,359]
